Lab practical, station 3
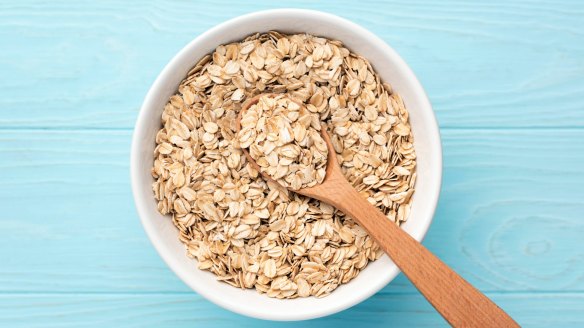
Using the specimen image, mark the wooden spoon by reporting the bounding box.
[237,94,519,327]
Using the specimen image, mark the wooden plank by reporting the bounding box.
[0,130,186,292]
[1,0,584,128]
[435,129,584,292]
[0,129,582,294]
[1,292,583,327]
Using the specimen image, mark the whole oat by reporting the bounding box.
[237,94,328,190]
[151,32,416,299]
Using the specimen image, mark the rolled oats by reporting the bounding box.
[237,94,328,190]
[151,32,416,299]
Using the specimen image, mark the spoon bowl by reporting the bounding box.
[236,93,351,204]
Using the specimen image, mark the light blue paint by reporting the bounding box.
[1,0,583,327]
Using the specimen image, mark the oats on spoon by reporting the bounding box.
[237,94,328,190]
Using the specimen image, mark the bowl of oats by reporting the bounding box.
[131,9,442,321]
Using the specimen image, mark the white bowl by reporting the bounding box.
[131,9,442,321]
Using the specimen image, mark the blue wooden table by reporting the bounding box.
[1,1,583,326]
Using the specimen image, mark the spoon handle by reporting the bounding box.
[326,183,519,327]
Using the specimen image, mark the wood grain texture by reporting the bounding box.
[1,0,584,128]
[1,293,583,328]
